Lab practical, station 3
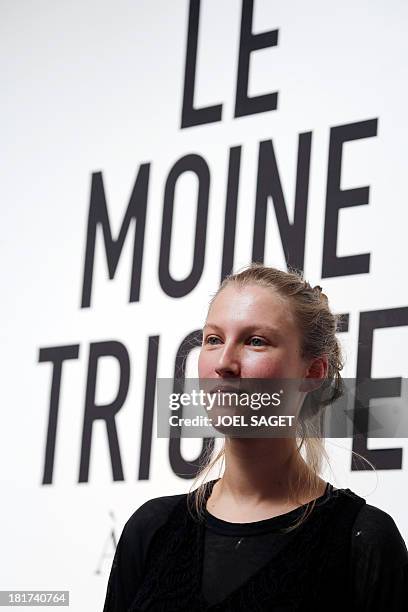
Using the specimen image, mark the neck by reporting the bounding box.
[216,437,321,505]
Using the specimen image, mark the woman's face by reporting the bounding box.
[198,283,310,381]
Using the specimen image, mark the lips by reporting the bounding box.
[209,383,243,395]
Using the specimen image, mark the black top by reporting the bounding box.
[103,479,408,611]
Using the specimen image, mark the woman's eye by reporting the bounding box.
[249,337,266,346]
[205,335,221,345]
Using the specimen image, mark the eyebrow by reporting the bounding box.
[202,323,283,338]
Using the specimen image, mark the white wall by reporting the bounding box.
[1,1,407,609]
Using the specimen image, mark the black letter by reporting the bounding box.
[138,336,159,481]
[252,133,312,270]
[235,0,279,117]
[81,165,150,308]
[79,341,130,482]
[221,146,241,281]
[169,330,214,478]
[159,154,209,297]
[39,345,80,484]
[352,307,407,470]
[181,0,223,128]
[322,119,377,278]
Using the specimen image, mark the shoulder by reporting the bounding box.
[121,491,187,549]
[348,503,408,610]
[327,488,408,566]
[126,491,187,526]
[103,492,189,611]
[351,503,408,567]
[112,492,188,583]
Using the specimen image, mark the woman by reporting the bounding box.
[103,263,408,611]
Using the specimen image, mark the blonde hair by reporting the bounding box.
[186,262,374,532]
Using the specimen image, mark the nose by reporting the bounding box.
[214,343,241,377]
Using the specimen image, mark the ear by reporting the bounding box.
[299,355,328,392]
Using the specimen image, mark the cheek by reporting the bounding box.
[242,354,282,377]
[198,349,210,377]
[249,362,285,378]
[243,351,293,378]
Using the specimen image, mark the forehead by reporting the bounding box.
[206,283,297,330]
